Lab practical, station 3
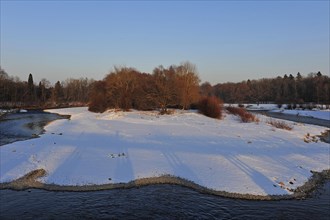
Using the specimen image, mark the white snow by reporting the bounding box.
[0,107,329,196]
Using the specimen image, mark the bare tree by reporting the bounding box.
[149,65,178,112]
[105,66,139,110]
[175,62,200,109]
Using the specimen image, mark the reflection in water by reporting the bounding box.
[1,181,329,219]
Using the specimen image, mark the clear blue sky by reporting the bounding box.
[1,1,329,84]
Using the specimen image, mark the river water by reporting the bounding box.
[1,110,329,219]
[1,182,329,219]
[0,110,69,146]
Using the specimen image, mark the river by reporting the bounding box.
[0,182,329,219]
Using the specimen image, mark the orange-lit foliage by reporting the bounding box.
[88,81,107,113]
[198,96,223,119]
[226,106,258,123]
[87,63,201,112]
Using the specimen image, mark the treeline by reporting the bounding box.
[1,65,329,111]
[201,72,330,104]
[89,62,200,113]
[0,67,94,108]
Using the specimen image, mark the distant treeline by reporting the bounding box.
[0,64,329,110]
[201,72,329,105]
[0,67,94,108]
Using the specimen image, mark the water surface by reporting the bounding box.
[1,181,329,219]
[0,110,68,146]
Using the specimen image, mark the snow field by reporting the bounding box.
[0,107,329,196]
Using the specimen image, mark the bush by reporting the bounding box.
[240,111,258,123]
[238,103,245,108]
[159,108,175,115]
[226,106,258,123]
[88,81,108,113]
[198,96,223,119]
[267,119,293,130]
[88,93,107,113]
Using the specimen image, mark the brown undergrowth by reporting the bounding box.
[226,106,259,123]
[267,119,293,130]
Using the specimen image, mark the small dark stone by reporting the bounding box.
[273,184,277,187]
[58,133,63,135]
[289,181,294,185]
[108,178,112,181]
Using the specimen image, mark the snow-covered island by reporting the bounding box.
[0,107,329,198]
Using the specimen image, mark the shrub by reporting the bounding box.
[267,119,293,130]
[226,106,244,115]
[88,94,107,113]
[240,111,258,123]
[198,96,223,119]
[88,81,107,113]
[277,103,283,109]
[238,103,245,108]
[226,106,258,123]
[159,108,175,115]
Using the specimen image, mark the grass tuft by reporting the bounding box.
[267,119,293,130]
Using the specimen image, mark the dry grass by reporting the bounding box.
[159,109,175,115]
[267,119,293,130]
[226,106,259,123]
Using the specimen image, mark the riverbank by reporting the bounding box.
[249,110,329,143]
[249,110,329,128]
[1,168,329,201]
[1,107,329,199]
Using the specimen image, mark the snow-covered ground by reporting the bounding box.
[0,107,329,196]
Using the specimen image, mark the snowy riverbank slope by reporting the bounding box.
[270,109,330,121]
[1,107,329,196]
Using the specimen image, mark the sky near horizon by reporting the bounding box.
[0,1,329,85]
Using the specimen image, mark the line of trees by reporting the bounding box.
[1,65,329,111]
[88,62,201,113]
[0,67,94,108]
[201,72,329,105]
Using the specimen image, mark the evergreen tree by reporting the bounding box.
[27,73,36,103]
